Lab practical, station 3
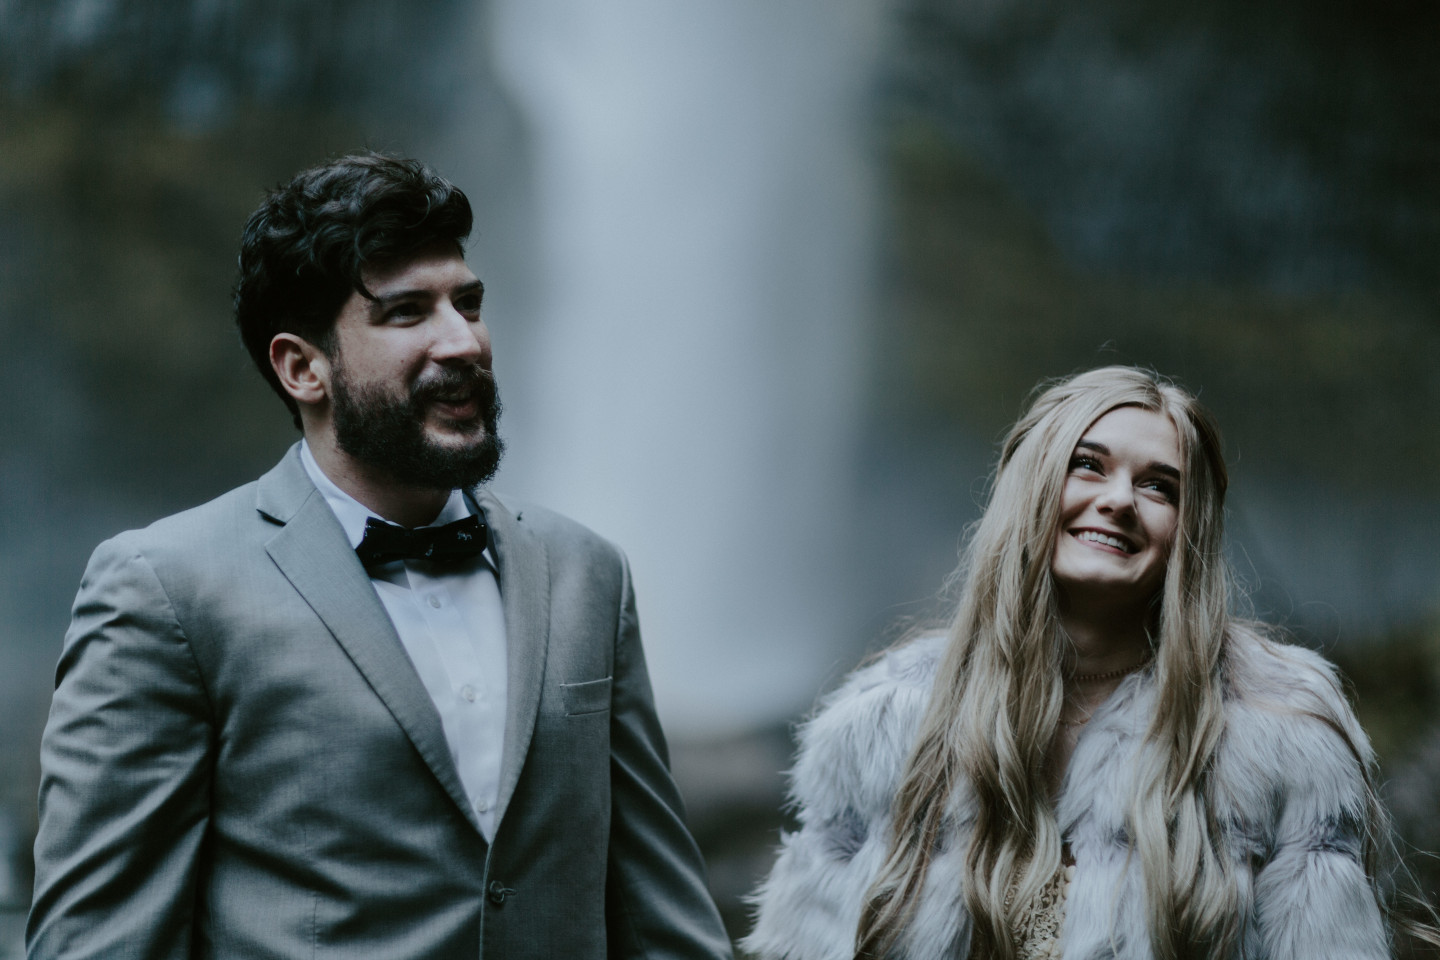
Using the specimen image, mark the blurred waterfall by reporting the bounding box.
[458,0,885,736]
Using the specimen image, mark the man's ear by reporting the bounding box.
[270,333,331,408]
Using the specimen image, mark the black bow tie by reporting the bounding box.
[355,515,487,568]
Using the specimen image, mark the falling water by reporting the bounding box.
[451,0,886,736]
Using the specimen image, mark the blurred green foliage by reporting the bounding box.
[1335,620,1440,763]
[876,124,1440,496]
[0,90,370,510]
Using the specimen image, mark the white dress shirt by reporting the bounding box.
[300,441,509,840]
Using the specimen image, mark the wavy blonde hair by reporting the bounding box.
[856,366,1237,959]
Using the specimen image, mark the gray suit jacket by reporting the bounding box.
[28,445,732,959]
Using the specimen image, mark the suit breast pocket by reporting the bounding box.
[560,676,613,717]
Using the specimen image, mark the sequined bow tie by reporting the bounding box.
[354,515,487,568]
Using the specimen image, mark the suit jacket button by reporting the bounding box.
[488,880,513,905]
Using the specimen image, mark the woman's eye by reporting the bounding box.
[1141,479,1179,503]
[1069,455,1102,473]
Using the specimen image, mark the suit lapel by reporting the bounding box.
[257,447,484,836]
[472,490,552,830]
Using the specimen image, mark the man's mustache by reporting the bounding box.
[411,366,498,410]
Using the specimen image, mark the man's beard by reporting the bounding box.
[330,360,504,491]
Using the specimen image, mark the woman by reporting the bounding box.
[745,367,1429,960]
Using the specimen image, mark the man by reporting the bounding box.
[28,154,733,959]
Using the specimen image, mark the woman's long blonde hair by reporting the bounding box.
[856,366,1237,959]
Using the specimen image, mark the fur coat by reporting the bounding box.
[744,632,1389,960]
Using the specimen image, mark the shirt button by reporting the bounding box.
[428,595,442,609]
[461,684,477,702]
[476,799,490,813]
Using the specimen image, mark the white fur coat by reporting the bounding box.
[744,632,1389,959]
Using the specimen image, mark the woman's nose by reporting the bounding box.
[1094,475,1137,515]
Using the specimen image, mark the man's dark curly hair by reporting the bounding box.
[234,153,474,428]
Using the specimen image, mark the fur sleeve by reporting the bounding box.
[742,637,944,960]
[1225,636,1389,960]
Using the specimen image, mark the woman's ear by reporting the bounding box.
[269,333,332,408]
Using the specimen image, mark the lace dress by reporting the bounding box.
[1009,862,1075,960]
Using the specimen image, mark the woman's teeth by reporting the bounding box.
[1075,530,1134,553]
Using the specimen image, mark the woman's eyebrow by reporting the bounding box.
[1078,439,1180,479]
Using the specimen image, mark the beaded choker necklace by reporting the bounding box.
[1059,656,1153,727]
[1070,656,1152,684]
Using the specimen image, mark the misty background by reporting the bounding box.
[1,0,1437,952]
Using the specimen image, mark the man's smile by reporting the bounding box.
[412,365,495,427]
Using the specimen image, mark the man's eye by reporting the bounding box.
[387,303,423,320]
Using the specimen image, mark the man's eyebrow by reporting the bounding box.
[370,280,484,309]
[370,288,431,309]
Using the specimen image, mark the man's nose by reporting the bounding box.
[431,306,490,366]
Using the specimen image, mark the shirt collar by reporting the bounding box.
[299,440,475,550]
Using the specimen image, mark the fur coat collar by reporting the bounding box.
[744,632,1388,960]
